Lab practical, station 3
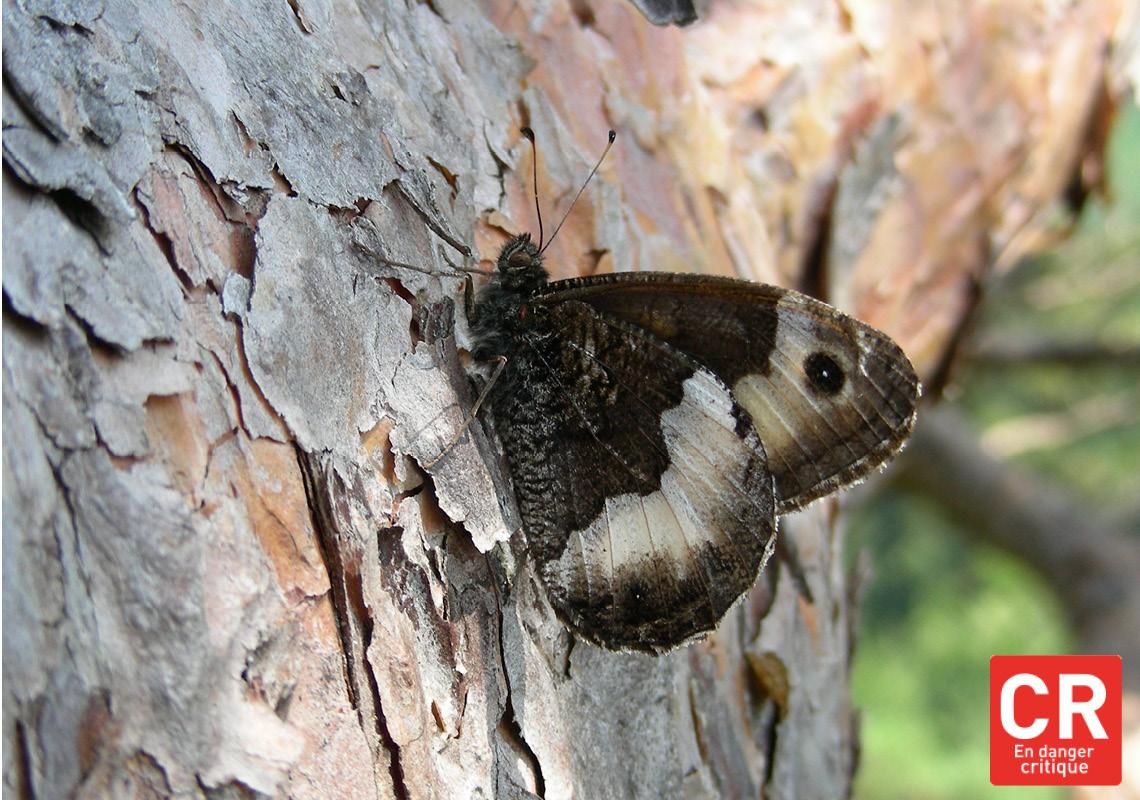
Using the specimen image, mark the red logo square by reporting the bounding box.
[990,655,1122,785]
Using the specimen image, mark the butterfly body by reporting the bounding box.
[470,233,918,653]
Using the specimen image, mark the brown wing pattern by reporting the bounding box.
[488,299,776,652]
[536,274,920,513]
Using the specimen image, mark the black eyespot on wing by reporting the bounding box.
[624,578,649,606]
[528,272,919,516]
[803,352,845,395]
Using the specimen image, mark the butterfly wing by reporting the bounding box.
[490,299,776,653]
[535,274,920,513]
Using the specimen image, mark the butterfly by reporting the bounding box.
[428,131,918,654]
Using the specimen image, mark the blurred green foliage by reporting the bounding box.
[849,102,1140,799]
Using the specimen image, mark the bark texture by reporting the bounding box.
[3,1,1133,799]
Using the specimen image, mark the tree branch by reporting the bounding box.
[896,406,1140,688]
[968,337,1140,368]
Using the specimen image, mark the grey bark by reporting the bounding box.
[3,2,854,799]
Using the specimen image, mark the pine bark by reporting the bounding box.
[3,1,1130,798]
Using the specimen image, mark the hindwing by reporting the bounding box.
[488,299,777,653]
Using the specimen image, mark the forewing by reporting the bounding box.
[490,300,776,653]
[538,274,920,513]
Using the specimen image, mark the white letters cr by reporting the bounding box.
[1001,673,1048,739]
[1000,672,1109,740]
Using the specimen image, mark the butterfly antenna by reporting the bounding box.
[521,127,544,250]
[540,129,616,255]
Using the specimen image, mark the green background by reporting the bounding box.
[849,103,1140,800]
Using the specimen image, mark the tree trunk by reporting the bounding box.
[3,1,1129,798]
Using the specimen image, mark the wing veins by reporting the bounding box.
[552,336,721,621]
[520,335,654,488]
[557,334,767,521]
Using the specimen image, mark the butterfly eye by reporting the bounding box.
[803,352,846,396]
[508,250,532,269]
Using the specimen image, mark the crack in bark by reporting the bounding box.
[196,774,256,799]
[773,534,815,607]
[132,187,193,292]
[51,188,112,253]
[688,680,710,768]
[2,70,66,141]
[48,452,96,606]
[269,163,297,197]
[426,156,460,203]
[284,0,313,34]
[761,707,779,791]
[923,270,986,401]
[349,560,411,800]
[497,688,546,798]
[494,577,545,798]
[797,173,836,302]
[210,306,289,440]
[4,315,102,615]
[205,350,253,437]
[162,142,252,226]
[61,303,131,354]
[295,448,411,800]
[296,448,360,711]
[481,126,512,212]
[14,719,36,800]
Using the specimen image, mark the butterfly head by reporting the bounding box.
[495,233,548,293]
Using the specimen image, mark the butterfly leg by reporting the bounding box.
[370,249,482,283]
[422,354,508,469]
[463,271,478,325]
